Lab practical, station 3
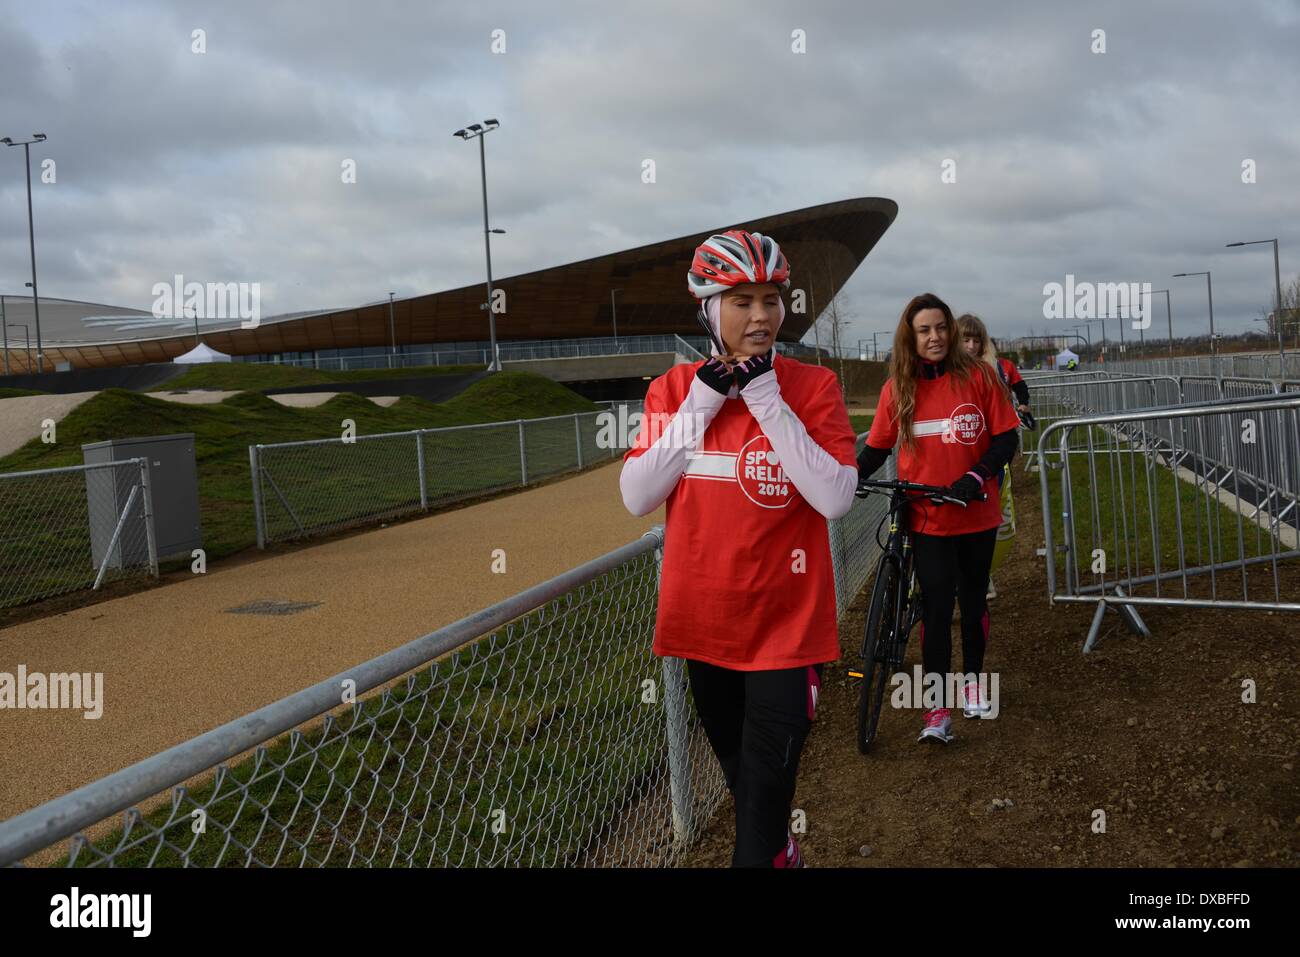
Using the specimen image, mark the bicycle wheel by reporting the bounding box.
[857,556,901,754]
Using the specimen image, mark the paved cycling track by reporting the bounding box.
[0,459,661,825]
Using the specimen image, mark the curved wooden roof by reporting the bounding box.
[29,197,896,370]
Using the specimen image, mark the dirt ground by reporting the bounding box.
[682,461,1299,868]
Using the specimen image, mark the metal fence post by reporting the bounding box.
[653,528,696,849]
[138,457,159,579]
[574,414,583,470]
[518,420,528,486]
[416,431,428,510]
[249,444,266,550]
[826,513,846,618]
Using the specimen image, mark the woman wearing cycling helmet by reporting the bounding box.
[619,229,859,868]
[956,313,1030,600]
[856,294,1020,744]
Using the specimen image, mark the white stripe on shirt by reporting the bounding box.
[913,418,951,438]
[684,451,737,480]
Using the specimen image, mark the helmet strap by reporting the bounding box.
[696,302,727,356]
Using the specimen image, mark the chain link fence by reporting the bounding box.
[827,436,896,619]
[251,404,645,547]
[0,459,158,610]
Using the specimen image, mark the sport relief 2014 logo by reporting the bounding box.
[736,435,797,508]
[942,404,984,445]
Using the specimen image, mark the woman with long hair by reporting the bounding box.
[956,313,1029,599]
[620,229,859,866]
[856,294,1020,744]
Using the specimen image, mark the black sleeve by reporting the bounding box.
[856,443,891,479]
[1012,380,1030,405]
[970,428,1018,481]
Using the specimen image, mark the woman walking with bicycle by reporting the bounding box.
[620,230,859,867]
[856,294,1020,744]
[956,313,1033,600]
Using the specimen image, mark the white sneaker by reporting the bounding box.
[963,680,994,719]
[986,578,997,600]
[918,708,953,744]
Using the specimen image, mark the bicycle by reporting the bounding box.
[849,478,983,754]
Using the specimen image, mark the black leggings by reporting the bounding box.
[911,528,997,682]
[686,659,823,868]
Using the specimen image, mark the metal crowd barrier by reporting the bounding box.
[1036,393,1300,651]
[1021,375,1181,472]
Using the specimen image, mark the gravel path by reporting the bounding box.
[0,459,661,823]
[0,392,99,458]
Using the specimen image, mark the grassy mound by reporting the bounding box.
[153,361,487,392]
[0,372,600,565]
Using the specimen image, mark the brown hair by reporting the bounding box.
[888,294,997,451]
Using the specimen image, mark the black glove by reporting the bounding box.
[695,356,735,396]
[1018,408,1037,430]
[947,472,984,504]
[732,350,775,392]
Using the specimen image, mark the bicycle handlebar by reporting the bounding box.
[854,477,987,507]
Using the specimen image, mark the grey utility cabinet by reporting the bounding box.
[82,433,203,569]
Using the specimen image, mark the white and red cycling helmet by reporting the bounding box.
[687,229,791,300]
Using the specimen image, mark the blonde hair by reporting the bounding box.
[957,313,1013,404]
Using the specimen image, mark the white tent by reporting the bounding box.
[173,342,232,364]
[1054,348,1080,369]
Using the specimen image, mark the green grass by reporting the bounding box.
[1036,424,1287,595]
[0,371,604,608]
[59,559,672,868]
[150,361,487,392]
[849,413,876,435]
[0,387,46,399]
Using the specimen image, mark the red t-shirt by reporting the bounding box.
[997,357,1023,389]
[623,355,857,670]
[866,364,1020,536]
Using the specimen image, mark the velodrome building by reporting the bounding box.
[1,197,896,398]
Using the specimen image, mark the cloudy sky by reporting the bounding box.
[1,0,1297,348]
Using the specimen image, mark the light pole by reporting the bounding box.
[453,119,503,372]
[2,133,47,373]
[871,331,885,361]
[610,288,622,346]
[1072,323,1090,358]
[1137,288,1173,358]
[1082,318,1107,362]
[1173,271,1216,372]
[1226,239,1285,369]
[387,292,397,368]
[1,293,7,375]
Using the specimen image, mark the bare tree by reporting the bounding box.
[811,265,854,401]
